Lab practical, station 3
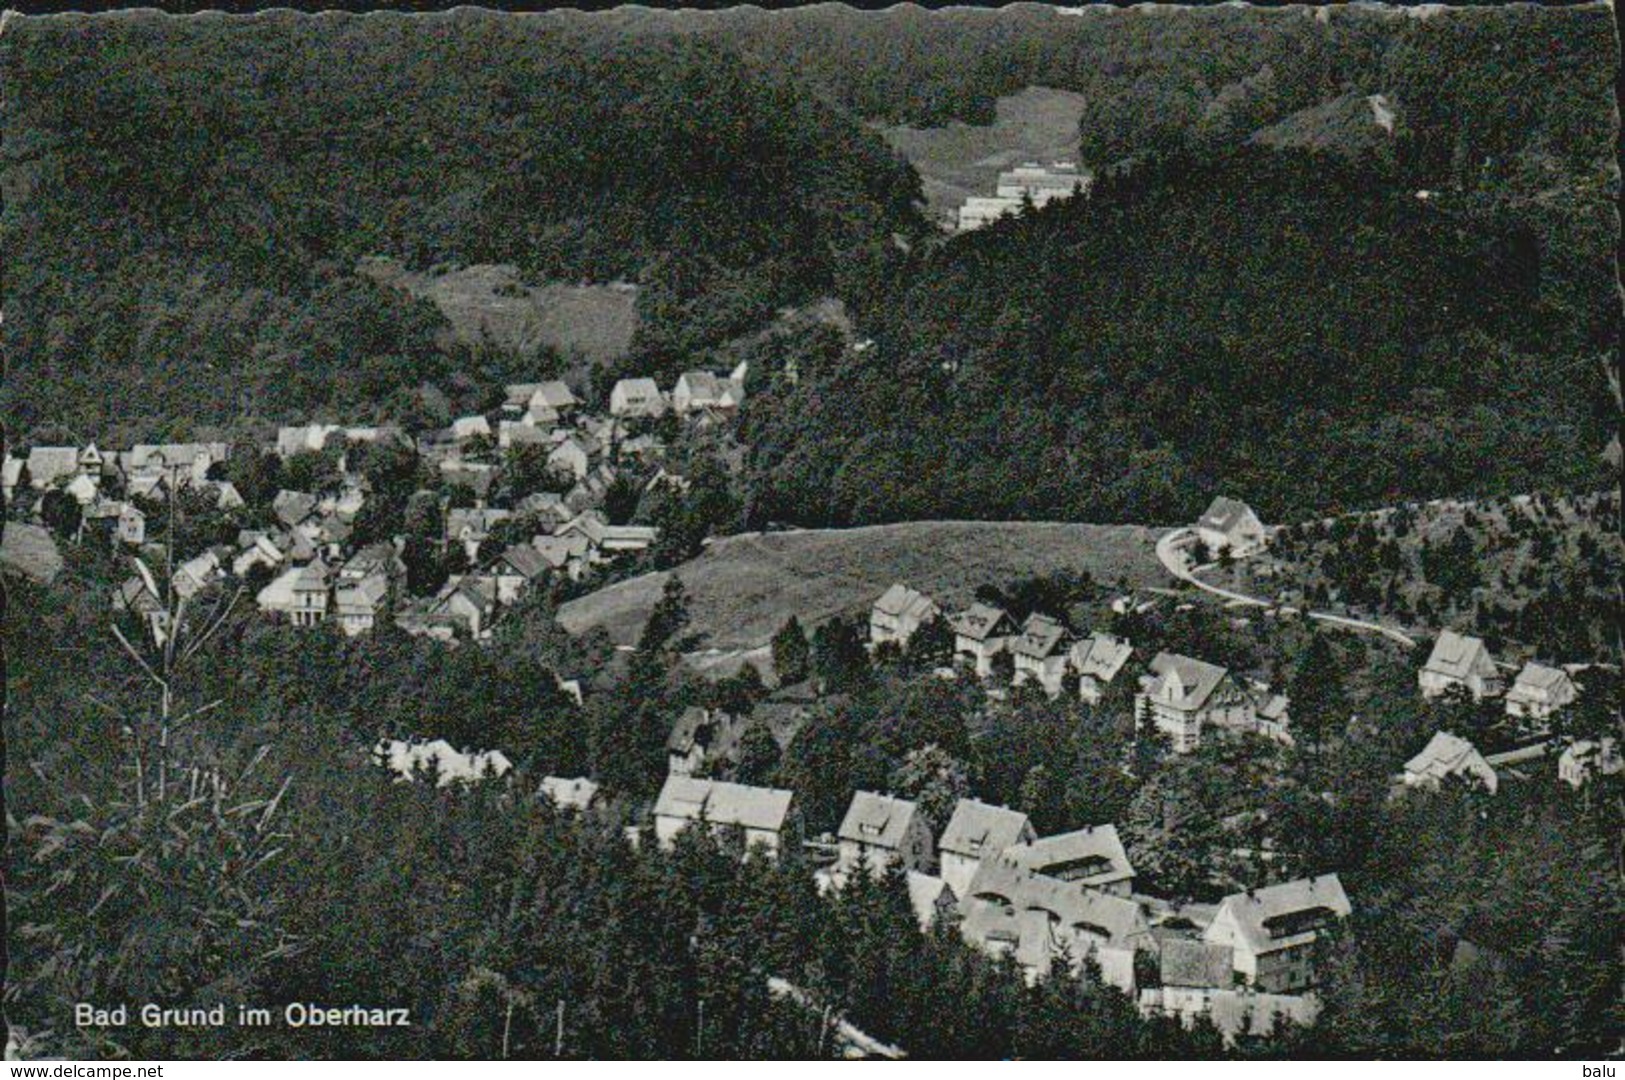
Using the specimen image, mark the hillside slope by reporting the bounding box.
[557,520,1166,651]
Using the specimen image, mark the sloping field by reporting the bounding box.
[880,86,1088,225]
[558,520,1168,651]
[0,522,62,584]
[357,257,638,364]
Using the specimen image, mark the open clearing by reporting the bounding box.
[358,257,638,365]
[558,520,1168,651]
[1,522,62,584]
[879,86,1088,226]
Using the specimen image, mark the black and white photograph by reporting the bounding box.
[1,0,1620,1065]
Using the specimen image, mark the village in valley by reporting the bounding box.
[7,383,1617,1048]
[4,1,1620,1062]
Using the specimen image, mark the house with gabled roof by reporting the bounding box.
[257,559,331,627]
[1418,629,1503,701]
[1558,738,1623,789]
[1071,632,1134,705]
[1009,613,1072,696]
[538,775,601,813]
[1204,875,1351,994]
[112,574,171,645]
[446,507,513,563]
[652,776,797,860]
[1136,652,1256,754]
[26,447,81,490]
[1402,731,1498,794]
[869,583,940,648]
[435,574,499,640]
[173,550,223,600]
[334,570,390,636]
[999,823,1135,897]
[492,543,550,604]
[907,872,956,932]
[272,489,320,531]
[609,377,667,419]
[1503,662,1577,721]
[546,435,594,482]
[950,603,1018,677]
[1195,496,1267,557]
[666,707,742,778]
[672,371,744,415]
[377,739,512,787]
[939,797,1036,899]
[837,792,935,879]
[532,533,592,581]
[959,854,1151,991]
[117,503,147,546]
[123,443,226,485]
[450,414,492,442]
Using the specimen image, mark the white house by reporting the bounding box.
[950,603,1017,677]
[1071,632,1134,705]
[1009,613,1071,696]
[609,378,667,419]
[836,791,935,879]
[1418,630,1504,700]
[377,739,512,787]
[1402,731,1498,794]
[652,776,796,860]
[172,550,223,600]
[538,775,601,812]
[546,436,593,482]
[1503,662,1577,721]
[256,560,331,628]
[1558,738,1623,788]
[451,414,492,442]
[1195,496,1268,558]
[1136,652,1256,754]
[998,823,1135,897]
[869,583,940,648]
[333,571,390,636]
[1203,875,1351,994]
[25,447,81,489]
[958,854,1149,992]
[672,371,744,415]
[938,798,1036,899]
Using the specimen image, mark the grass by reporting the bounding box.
[357,257,639,365]
[1,522,63,584]
[557,520,1169,652]
[878,86,1088,225]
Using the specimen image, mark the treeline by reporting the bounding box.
[739,145,1614,526]
[1,10,922,438]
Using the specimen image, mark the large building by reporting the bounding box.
[1136,652,1256,754]
[652,776,797,860]
[836,791,935,879]
[955,161,1092,232]
[938,797,1035,898]
[1203,875,1352,994]
[1418,630,1504,701]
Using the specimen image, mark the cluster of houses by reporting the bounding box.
[955,160,1094,233]
[870,583,1293,754]
[20,365,759,644]
[645,773,1350,1041]
[1407,628,1613,792]
[4,440,241,548]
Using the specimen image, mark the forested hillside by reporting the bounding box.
[739,144,1616,526]
[3,3,1616,510]
[0,11,922,440]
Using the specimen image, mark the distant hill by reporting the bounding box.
[739,145,1615,529]
[557,519,1166,651]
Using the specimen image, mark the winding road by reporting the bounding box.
[1156,528,1419,648]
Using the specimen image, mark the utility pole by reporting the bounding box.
[554,998,564,1058]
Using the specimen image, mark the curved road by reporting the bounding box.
[1156,528,1419,648]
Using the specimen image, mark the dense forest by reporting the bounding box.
[0,11,922,440]
[740,145,1615,525]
